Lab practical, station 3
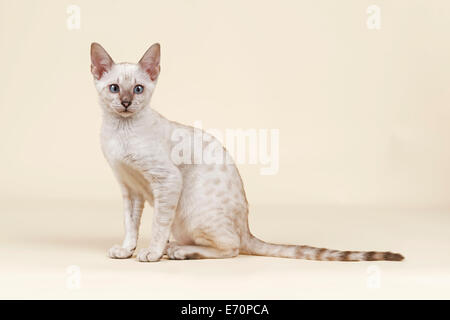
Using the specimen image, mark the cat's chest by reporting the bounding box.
[101,128,160,165]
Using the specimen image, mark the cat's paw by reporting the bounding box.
[108,244,134,259]
[137,248,162,262]
[166,243,186,260]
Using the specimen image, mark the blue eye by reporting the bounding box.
[109,84,120,93]
[134,85,144,94]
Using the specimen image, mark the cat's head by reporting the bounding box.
[90,42,160,118]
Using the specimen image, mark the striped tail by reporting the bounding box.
[240,234,404,262]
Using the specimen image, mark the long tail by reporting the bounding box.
[240,233,404,262]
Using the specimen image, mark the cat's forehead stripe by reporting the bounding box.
[110,63,145,85]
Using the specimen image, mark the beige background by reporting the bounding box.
[1,0,450,299]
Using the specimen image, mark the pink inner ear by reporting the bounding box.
[91,43,114,80]
[139,44,161,81]
[91,59,111,80]
[91,64,103,80]
[140,60,160,81]
[91,58,112,79]
[143,64,160,81]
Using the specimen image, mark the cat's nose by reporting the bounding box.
[121,100,131,108]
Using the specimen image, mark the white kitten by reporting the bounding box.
[91,42,404,262]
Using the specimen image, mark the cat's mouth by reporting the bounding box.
[110,104,136,117]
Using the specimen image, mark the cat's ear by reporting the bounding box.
[138,43,161,81]
[90,42,114,80]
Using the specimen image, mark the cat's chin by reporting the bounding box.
[116,110,135,118]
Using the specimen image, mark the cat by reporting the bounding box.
[90,42,404,262]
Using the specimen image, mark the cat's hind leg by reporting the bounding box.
[166,243,239,260]
[166,221,240,260]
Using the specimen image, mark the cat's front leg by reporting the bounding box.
[109,186,144,259]
[137,167,182,262]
